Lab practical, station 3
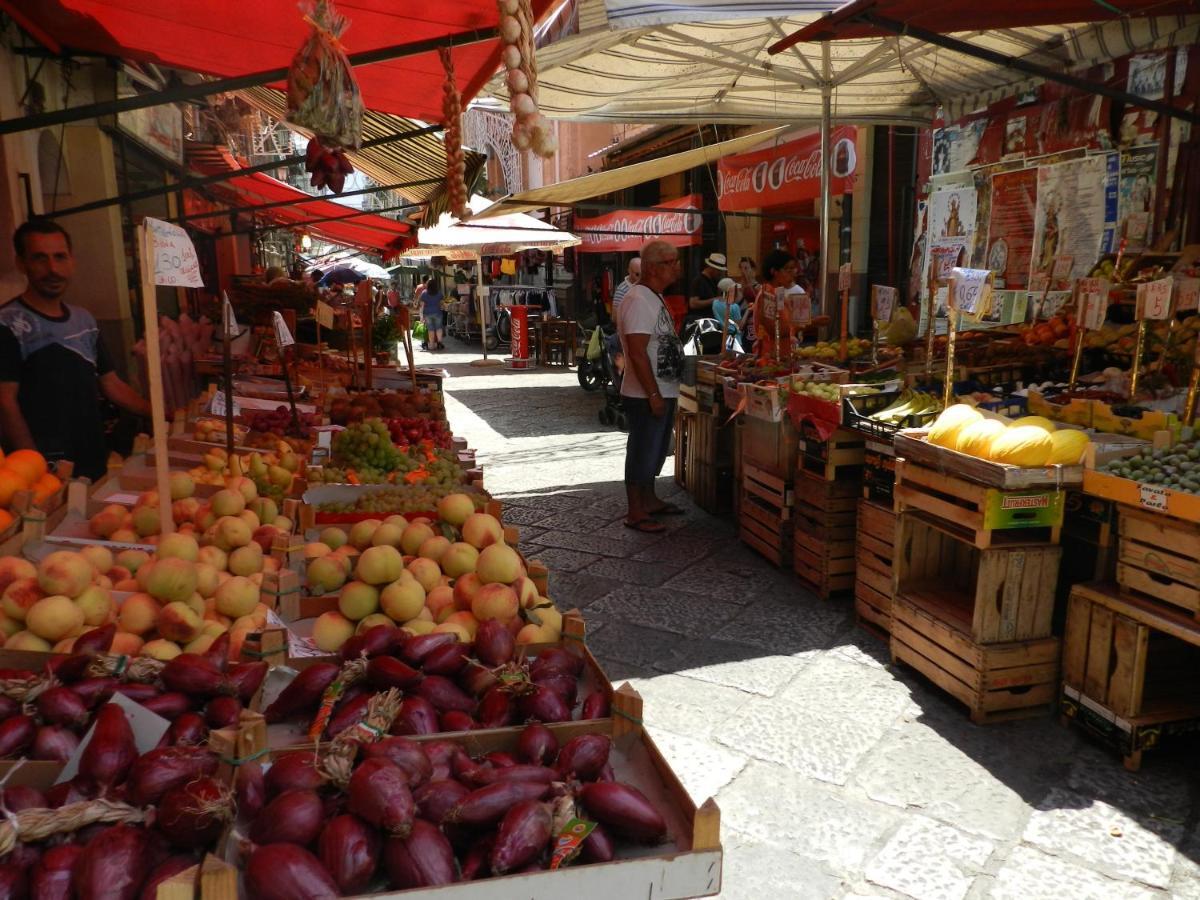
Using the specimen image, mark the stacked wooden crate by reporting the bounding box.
[854,498,895,639]
[792,470,859,599]
[737,407,799,566]
[678,362,735,514]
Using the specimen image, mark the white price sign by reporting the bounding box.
[315,300,335,329]
[209,390,240,418]
[1138,483,1170,512]
[144,217,203,288]
[871,285,897,323]
[950,268,991,316]
[1077,278,1109,330]
[1136,277,1174,320]
[788,290,812,326]
[838,263,852,292]
[221,292,239,338]
[1177,278,1200,313]
[272,311,296,348]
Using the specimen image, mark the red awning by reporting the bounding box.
[770,0,1198,50]
[1,0,555,123]
[188,146,414,258]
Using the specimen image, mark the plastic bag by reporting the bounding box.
[286,0,363,149]
[413,321,427,340]
[586,326,602,361]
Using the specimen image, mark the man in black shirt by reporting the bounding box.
[0,218,150,480]
[686,252,727,328]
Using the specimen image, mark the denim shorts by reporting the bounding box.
[424,311,445,331]
[623,396,677,487]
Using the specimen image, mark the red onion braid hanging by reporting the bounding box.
[439,47,471,221]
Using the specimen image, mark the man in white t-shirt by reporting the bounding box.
[618,239,687,532]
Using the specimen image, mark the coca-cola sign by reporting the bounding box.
[717,127,858,212]
[574,194,703,254]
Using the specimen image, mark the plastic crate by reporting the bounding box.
[842,391,938,441]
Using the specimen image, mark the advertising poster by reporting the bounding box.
[932,120,986,176]
[986,169,1038,290]
[1118,145,1157,251]
[717,126,857,211]
[573,194,702,253]
[1031,156,1107,285]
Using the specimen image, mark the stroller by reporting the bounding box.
[683,317,745,356]
[579,323,627,430]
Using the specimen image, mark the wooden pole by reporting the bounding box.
[1184,357,1200,426]
[838,281,849,363]
[222,323,235,462]
[942,274,958,410]
[137,223,175,536]
[1129,319,1148,400]
[924,266,938,379]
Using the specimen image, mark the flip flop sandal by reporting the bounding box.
[650,502,686,516]
[624,518,666,534]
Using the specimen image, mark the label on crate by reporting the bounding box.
[1138,483,1170,512]
[999,493,1052,511]
[209,390,240,418]
[1136,277,1173,320]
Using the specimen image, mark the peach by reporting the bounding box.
[0,558,36,598]
[338,581,380,621]
[384,515,409,529]
[228,544,264,577]
[532,603,563,636]
[471,583,518,623]
[250,497,278,526]
[406,557,441,593]
[110,528,140,543]
[113,578,139,592]
[172,498,201,524]
[194,505,217,531]
[169,471,195,500]
[78,545,113,576]
[304,542,332,560]
[439,543,478,579]
[184,632,217,655]
[74,585,113,626]
[5,631,51,652]
[273,516,293,534]
[110,631,144,655]
[141,639,182,661]
[355,546,404,586]
[210,489,245,518]
[37,551,93,598]
[25,595,85,642]
[105,565,131,584]
[436,493,477,528]
[516,623,556,645]
[348,519,382,550]
[184,593,206,618]
[511,576,539,610]
[262,556,280,575]
[427,587,456,623]
[214,516,252,551]
[312,611,355,652]
[158,601,202,643]
[452,572,482,612]
[370,523,405,548]
[116,549,150,574]
[238,510,261,531]
[131,505,162,537]
[226,476,258,504]
[0,611,21,638]
[400,523,435,556]
[215,576,259,619]
[118,593,160,635]
[475,543,522,586]
[143,558,198,604]
[197,546,228,571]
[89,503,128,538]
[157,532,199,562]
[320,527,348,549]
[380,578,425,623]
[418,536,451,563]
[434,617,474,641]
[306,556,347,595]
[194,563,220,599]
[461,513,503,550]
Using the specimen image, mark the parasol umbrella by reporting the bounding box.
[318,266,368,288]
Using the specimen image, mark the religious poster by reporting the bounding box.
[924,185,977,301]
[1031,156,1107,286]
[986,169,1038,291]
[1118,145,1157,251]
[932,120,986,176]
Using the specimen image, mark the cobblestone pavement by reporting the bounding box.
[424,344,1200,900]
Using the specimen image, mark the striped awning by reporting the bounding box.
[485,0,1199,125]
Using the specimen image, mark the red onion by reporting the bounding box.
[245,844,338,900]
[438,710,475,732]
[318,814,380,895]
[200,632,230,672]
[204,696,242,729]
[127,746,218,806]
[0,864,26,899]
[531,648,581,678]
[75,824,149,900]
[264,750,323,798]
[519,685,572,723]
[0,696,17,720]
[138,855,195,900]
[460,833,494,880]
[400,632,459,666]
[73,624,116,655]
[139,692,192,720]
[161,654,230,699]
[459,662,499,697]
[32,725,80,762]
[413,779,470,824]
[383,819,456,888]
[517,723,559,765]
[263,663,338,722]
[421,642,469,677]
[340,623,395,662]
[473,619,515,666]
[114,683,159,704]
[235,760,265,823]
[45,779,89,808]
[468,764,557,787]
[160,712,207,747]
[1,785,45,812]
[393,697,439,736]
[30,843,83,900]
[491,799,553,873]
[365,656,421,690]
[79,704,136,791]
[581,822,615,862]
[250,789,324,847]
[578,782,667,841]
[347,758,414,837]
[362,737,431,786]
[0,714,35,758]
[596,762,615,782]
[581,690,610,720]
[448,781,552,826]
[415,675,475,714]
[325,689,372,739]
[534,671,578,705]
[475,687,515,729]
[48,653,91,685]
[156,776,231,848]
[556,734,611,780]
[226,661,268,703]
[71,678,117,709]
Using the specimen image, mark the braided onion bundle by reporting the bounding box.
[497,0,556,158]
[439,48,471,221]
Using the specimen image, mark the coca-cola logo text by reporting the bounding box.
[577,207,702,246]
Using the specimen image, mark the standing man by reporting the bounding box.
[619,239,687,533]
[610,257,641,328]
[0,218,151,480]
[686,252,727,326]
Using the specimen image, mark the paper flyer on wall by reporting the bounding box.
[1118,146,1157,252]
[1031,156,1107,286]
[986,169,1038,290]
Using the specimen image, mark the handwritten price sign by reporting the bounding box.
[1136,277,1174,320]
[950,268,991,317]
[1177,278,1200,313]
[838,263,852,292]
[145,217,203,288]
[1077,278,1109,330]
[221,293,239,338]
[272,311,296,348]
[871,285,897,323]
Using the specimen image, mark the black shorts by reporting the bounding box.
[623,396,677,487]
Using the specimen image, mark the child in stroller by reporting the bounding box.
[578,322,627,429]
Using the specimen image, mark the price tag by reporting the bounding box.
[838,263,852,292]
[221,292,239,338]
[209,390,241,417]
[950,268,991,316]
[144,217,204,288]
[1136,277,1174,320]
[1138,483,1170,512]
[1177,278,1200,313]
[272,311,296,348]
[1077,278,1109,330]
[315,300,335,329]
[871,285,897,323]
[1028,273,1050,294]
[787,289,812,326]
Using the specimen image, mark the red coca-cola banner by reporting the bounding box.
[574,194,703,253]
[717,127,858,211]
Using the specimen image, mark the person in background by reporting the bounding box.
[618,239,687,533]
[264,265,287,284]
[611,256,641,328]
[0,218,151,480]
[755,248,800,362]
[686,252,727,327]
[421,277,446,351]
[712,277,745,341]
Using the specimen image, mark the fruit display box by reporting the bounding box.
[894,431,1087,489]
[0,459,73,547]
[1082,470,1200,524]
[200,686,722,900]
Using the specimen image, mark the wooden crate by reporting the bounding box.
[740,414,799,479]
[1061,582,1200,771]
[895,431,1084,488]
[797,426,866,482]
[693,410,734,469]
[793,529,855,599]
[855,499,895,639]
[862,440,896,505]
[674,411,695,491]
[692,463,734,516]
[891,592,1060,725]
[1116,506,1200,618]
[894,460,1065,549]
[739,464,793,567]
[894,512,1060,644]
[794,468,859,515]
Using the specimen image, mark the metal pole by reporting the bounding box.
[819,41,832,316]
[477,254,488,361]
[0,28,501,136]
[173,177,442,224]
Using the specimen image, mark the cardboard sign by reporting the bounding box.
[222,292,239,337]
[145,217,203,287]
[316,300,335,329]
[1177,277,1200,313]
[272,311,296,347]
[951,268,991,316]
[838,263,852,292]
[1136,277,1173,320]
[1138,483,1169,512]
[210,390,241,417]
[871,285,897,323]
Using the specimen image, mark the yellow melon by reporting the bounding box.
[927,404,984,449]
[1010,415,1057,433]
[1047,429,1090,465]
[955,419,1008,459]
[988,426,1054,467]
